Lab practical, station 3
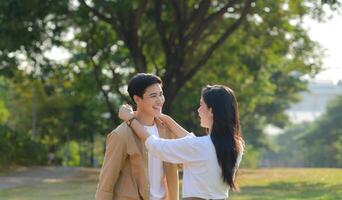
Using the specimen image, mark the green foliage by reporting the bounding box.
[0,125,47,165]
[0,100,9,123]
[262,123,309,167]
[0,77,10,123]
[170,0,320,152]
[0,68,111,167]
[56,140,80,166]
[240,145,262,168]
[0,77,49,166]
[264,96,342,167]
[1,1,341,167]
[333,136,342,166]
[0,126,14,164]
[298,95,342,167]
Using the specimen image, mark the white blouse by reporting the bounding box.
[145,133,243,199]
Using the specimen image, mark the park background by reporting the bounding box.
[1,0,342,199]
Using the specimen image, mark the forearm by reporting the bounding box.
[129,118,151,142]
[162,115,189,138]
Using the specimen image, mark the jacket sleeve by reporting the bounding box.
[96,131,127,200]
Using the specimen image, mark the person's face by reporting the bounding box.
[134,83,164,117]
[197,97,213,129]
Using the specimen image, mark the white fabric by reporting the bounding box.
[145,133,243,199]
[144,124,165,200]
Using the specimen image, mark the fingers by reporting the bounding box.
[118,104,135,121]
[123,104,133,111]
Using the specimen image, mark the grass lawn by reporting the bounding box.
[0,168,341,200]
[0,168,98,200]
[230,168,342,200]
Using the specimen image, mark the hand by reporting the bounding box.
[158,113,168,121]
[157,113,171,125]
[118,104,134,121]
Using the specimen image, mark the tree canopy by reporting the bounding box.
[1,0,341,166]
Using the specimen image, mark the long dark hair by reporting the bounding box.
[202,85,243,191]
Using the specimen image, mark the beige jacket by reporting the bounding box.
[96,119,179,200]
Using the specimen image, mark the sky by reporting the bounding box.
[304,14,342,84]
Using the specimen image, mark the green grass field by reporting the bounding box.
[0,168,98,200]
[230,168,342,200]
[0,168,341,200]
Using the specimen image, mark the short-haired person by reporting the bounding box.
[96,73,179,200]
[119,85,244,200]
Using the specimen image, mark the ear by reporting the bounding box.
[133,95,142,104]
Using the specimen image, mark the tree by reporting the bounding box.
[170,0,324,149]
[298,96,342,167]
[1,0,341,151]
[261,123,309,167]
[0,77,10,124]
[263,95,342,168]
[0,68,111,166]
[2,1,338,113]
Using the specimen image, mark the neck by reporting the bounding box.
[208,122,213,134]
[135,109,155,126]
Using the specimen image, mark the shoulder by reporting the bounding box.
[180,135,212,159]
[180,134,209,150]
[237,139,245,154]
[107,122,136,142]
[195,135,213,147]
[155,118,174,139]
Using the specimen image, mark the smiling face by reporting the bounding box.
[134,83,165,118]
[197,97,213,129]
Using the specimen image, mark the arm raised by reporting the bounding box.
[118,104,151,142]
[159,114,190,138]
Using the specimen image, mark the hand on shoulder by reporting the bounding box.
[158,113,169,121]
[118,104,134,121]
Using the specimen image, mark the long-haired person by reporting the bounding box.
[119,85,244,199]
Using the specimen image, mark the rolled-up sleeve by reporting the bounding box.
[145,133,203,164]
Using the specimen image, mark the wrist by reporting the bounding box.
[126,116,137,126]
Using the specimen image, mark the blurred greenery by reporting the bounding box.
[263,96,342,168]
[0,70,109,167]
[0,124,47,165]
[57,141,81,166]
[240,146,262,169]
[299,95,342,167]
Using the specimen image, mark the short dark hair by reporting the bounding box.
[127,73,163,103]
